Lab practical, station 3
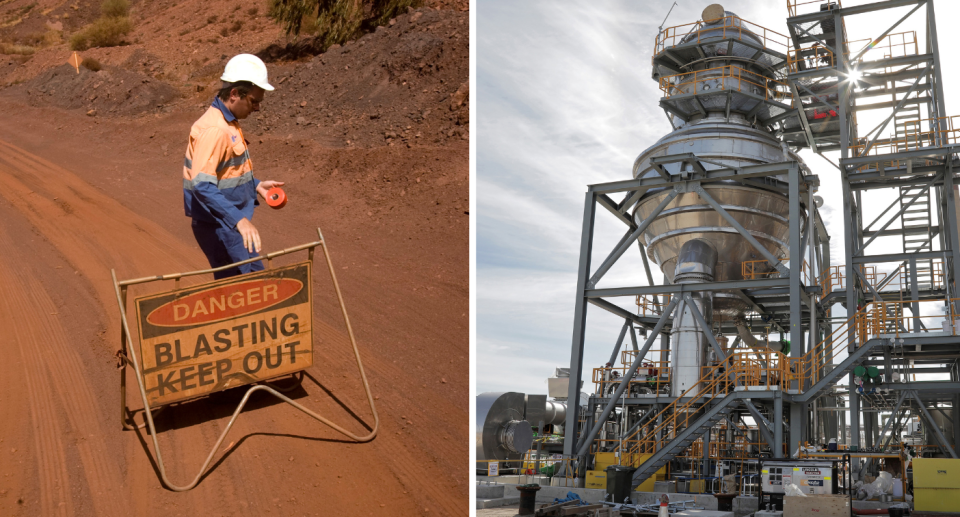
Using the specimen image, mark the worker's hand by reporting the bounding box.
[236,218,261,254]
[256,180,285,199]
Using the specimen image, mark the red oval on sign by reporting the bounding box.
[147,278,303,327]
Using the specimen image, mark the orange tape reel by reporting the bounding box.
[266,187,287,209]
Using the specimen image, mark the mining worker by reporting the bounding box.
[183,54,284,279]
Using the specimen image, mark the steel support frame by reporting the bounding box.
[820,0,960,466]
[564,160,818,472]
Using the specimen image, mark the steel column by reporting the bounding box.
[774,391,784,458]
[564,192,597,457]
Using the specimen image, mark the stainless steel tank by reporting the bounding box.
[634,114,805,315]
[636,6,808,318]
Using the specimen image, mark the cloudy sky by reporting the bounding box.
[477,0,960,397]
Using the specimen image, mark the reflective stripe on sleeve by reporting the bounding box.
[216,150,250,172]
[182,172,218,191]
[217,171,255,189]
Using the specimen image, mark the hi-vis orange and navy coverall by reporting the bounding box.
[183,97,263,279]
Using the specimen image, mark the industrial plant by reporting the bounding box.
[478,1,960,515]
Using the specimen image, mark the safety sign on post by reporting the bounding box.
[134,262,312,408]
[488,462,500,477]
[68,51,81,73]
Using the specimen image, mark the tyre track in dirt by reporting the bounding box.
[0,139,284,516]
[0,267,73,517]
[310,319,467,515]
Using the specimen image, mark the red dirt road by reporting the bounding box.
[0,101,468,516]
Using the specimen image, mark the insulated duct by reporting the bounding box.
[670,239,717,397]
[476,392,566,461]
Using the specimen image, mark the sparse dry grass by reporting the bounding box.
[268,0,421,49]
[0,42,35,55]
[23,29,61,47]
[69,15,133,50]
[68,0,132,50]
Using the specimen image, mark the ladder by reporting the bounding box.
[898,185,934,289]
[893,102,921,152]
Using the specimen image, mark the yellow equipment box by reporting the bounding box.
[586,470,607,489]
[913,458,960,512]
[595,452,617,472]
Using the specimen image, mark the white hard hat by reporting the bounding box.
[221,54,274,91]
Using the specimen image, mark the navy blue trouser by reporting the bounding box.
[191,219,265,280]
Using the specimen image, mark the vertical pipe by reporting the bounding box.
[789,165,806,455]
[909,258,920,333]
[535,420,544,480]
[564,192,597,457]
[789,165,804,353]
[702,427,711,479]
[944,161,960,302]
[774,391,784,458]
[809,183,818,362]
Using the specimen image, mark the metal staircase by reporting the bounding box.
[794,337,884,401]
[631,393,740,486]
[617,307,887,487]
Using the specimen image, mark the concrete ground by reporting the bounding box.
[477,506,521,517]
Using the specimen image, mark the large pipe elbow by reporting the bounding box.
[735,317,760,348]
[674,238,719,283]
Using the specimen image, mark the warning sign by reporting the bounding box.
[135,262,312,407]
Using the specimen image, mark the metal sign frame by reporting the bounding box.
[112,228,379,491]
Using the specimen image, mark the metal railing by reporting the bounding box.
[787,44,835,73]
[593,350,670,394]
[742,257,814,286]
[850,116,960,167]
[637,294,672,317]
[658,65,790,101]
[476,454,580,488]
[589,293,959,467]
[820,262,946,295]
[655,16,789,56]
[787,0,842,18]
[846,31,917,64]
